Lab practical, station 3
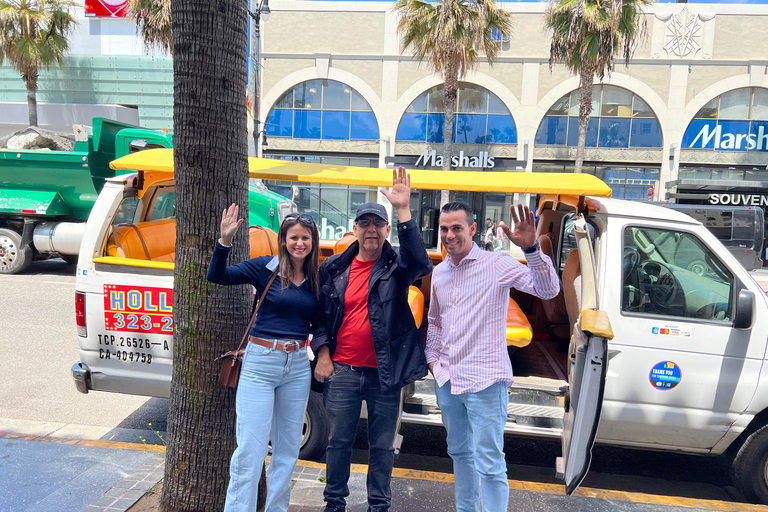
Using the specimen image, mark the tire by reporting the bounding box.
[299,391,329,462]
[732,423,768,504]
[0,228,32,274]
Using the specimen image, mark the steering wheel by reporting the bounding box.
[639,261,685,314]
[623,247,640,283]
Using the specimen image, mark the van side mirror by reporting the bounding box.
[734,290,755,330]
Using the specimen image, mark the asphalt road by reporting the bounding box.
[0,258,755,506]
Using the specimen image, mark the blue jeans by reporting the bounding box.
[434,380,509,512]
[323,363,400,512]
[225,341,311,512]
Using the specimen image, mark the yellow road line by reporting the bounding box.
[5,432,768,511]
[1,432,166,453]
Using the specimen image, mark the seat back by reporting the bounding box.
[562,249,582,333]
[334,232,356,254]
[249,226,278,258]
[538,235,570,337]
[106,219,176,262]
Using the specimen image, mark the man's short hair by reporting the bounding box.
[441,202,473,225]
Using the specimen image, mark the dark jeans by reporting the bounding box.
[323,362,400,512]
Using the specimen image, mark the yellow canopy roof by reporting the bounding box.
[110,148,612,197]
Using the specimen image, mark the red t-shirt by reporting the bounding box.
[333,258,377,368]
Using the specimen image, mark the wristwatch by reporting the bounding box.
[522,240,540,254]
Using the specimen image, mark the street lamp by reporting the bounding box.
[248,0,270,156]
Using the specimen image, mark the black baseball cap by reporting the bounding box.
[355,202,388,222]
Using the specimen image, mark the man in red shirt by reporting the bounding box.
[312,168,432,512]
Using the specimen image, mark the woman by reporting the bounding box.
[207,205,324,512]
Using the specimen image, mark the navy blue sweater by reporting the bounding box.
[206,243,322,341]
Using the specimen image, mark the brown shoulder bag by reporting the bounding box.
[218,269,278,389]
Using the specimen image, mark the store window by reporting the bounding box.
[533,163,659,200]
[682,87,768,152]
[396,84,517,144]
[265,80,380,141]
[535,85,662,149]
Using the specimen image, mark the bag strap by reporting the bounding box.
[233,269,279,353]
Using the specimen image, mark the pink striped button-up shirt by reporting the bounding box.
[425,243,560,394]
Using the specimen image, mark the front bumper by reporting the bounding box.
[71,362,91,394]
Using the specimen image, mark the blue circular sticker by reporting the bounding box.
[649,361,682,390]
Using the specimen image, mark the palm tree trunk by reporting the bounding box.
[441,69,458,206]
[25,69,39,127]
[575,72,594,174]
[161,0,255,510]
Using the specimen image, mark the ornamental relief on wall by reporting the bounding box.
[651,8,716,60]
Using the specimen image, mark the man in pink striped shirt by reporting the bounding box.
[426,202,559,512]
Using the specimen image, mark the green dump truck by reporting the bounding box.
[0,117,291,274]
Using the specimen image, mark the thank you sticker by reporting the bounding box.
[649,361,682,390]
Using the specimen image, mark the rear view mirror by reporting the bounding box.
[734,290,755,330]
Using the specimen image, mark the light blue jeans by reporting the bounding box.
[224,341,311,512]
[435,380,510,512]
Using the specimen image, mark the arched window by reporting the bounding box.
[535,85,662,149]
[396,84,517,144]
[682,87,768,152]
[265,80,379,141]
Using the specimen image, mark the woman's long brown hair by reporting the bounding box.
[277,215,320,298]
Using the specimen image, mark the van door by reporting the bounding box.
[557,216,610,495]
[598,221,765,451]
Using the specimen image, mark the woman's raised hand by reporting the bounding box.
[220,203,244,246]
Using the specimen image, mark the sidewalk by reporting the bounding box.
[2,431,768,512]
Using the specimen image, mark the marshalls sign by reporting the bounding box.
[415,150,496,169]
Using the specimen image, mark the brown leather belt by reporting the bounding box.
[249,336,308,352]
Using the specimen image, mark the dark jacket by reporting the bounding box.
[311,218,432,392]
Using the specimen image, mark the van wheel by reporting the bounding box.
[0,228,32,274]
[299,391,329,462]
[732,423,768,504]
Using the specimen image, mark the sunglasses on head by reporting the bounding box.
[357,218,388,228]
[284,213,316,225]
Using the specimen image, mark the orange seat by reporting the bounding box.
[334,232,356,254]
[106,219,176,262]
[506,297,533,348]
[249,226,278,258]
[408,286,425,328]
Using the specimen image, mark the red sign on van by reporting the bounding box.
[103,284,173,334]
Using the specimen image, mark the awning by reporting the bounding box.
[110,148,613,197]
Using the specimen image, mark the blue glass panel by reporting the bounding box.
[322,111,350,140]
[486,115,517,144]
[535,116,567,145]
[750,121,768,152]
[629,118,662,148]
[396,113,427,141]
[598,118,630,148]
[294,110,321,139]
[351,111,379,140]
[682,119,717,149]
[567,117,598,147]
[455,114,487,144]
[266,109,292,137]
[427,113,445,143]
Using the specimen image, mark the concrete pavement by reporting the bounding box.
[2,430,768,512]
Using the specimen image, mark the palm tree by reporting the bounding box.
[395,0,512,175]
[127,0,172,55]
[0,0,78,126]
[545,0,653,173]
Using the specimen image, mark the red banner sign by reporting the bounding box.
[103,284,173,334]
[85,0,129,17]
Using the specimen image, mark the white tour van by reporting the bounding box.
[72,149,768,503]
